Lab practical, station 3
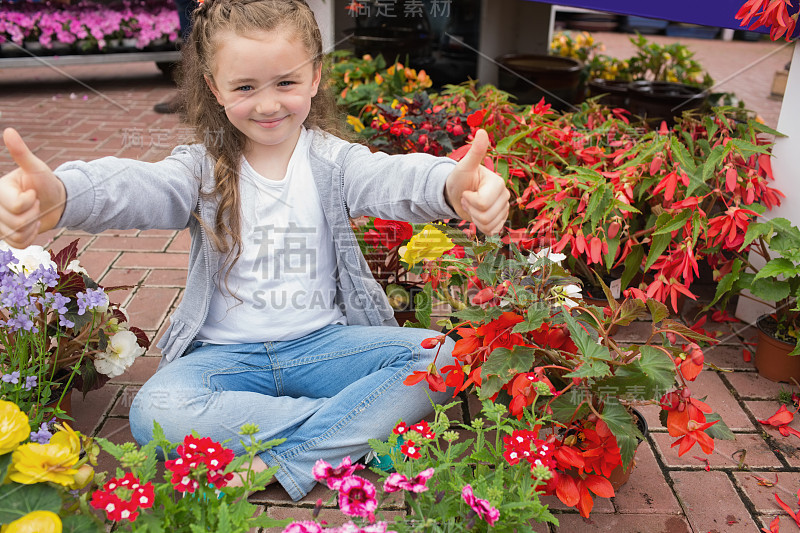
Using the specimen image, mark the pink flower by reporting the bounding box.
[462,485,500,526]
[383,473,407,493]
[282,521,323,533]
[312,457,365,490]
[383,468,435,494]
[332,522,394,533]
[337,476,378,518]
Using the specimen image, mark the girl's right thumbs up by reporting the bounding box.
[0,128,65,248]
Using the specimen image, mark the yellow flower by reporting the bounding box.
[346,115,365,133]
[8,424,81,486]
[50,423,81,456]
[0,511,62,533]
[0,400,30,455]
[399,225,454,267]
[374,73,383,85]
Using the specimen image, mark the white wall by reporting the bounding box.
[308,0,335,52]
[735,41,799,323]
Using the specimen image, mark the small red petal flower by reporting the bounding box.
[401,440,422,459]
[90,472,154,522]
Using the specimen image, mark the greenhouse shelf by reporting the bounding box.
[0,50,180,68]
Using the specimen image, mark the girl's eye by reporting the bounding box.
[236,85,254,92]
[277,80,295,87]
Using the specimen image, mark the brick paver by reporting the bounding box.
[670,471,757,532]
[3,33,798,532]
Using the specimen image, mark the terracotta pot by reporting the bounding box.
[754,315,800,383]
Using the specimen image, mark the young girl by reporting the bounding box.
[0,0,509,501]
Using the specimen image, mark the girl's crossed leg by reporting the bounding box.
[129,323,455,500]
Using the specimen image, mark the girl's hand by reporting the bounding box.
[0,128,66,248]
[445,129,510,236]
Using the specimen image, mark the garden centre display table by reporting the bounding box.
[0,50,180,69]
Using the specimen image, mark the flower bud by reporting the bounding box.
[69,464,95,490]
[471,287,495,305]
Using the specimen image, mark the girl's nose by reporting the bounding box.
[255,95,280,115]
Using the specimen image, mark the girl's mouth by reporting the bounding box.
[253,117,286,129]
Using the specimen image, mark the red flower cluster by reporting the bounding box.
[90,472,154,523]
[363,218,412,250]
[393,420,436,459]
[736,0,797,40]
[502,430,555,471]
[541,420,622,517]
[164,435,235,493]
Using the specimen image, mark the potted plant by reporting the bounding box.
[347,228,733,520]
[0,240,150,433]
[551,31,716,125]
[707,217,800,382]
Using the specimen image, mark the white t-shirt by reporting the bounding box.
[196,128,346,344]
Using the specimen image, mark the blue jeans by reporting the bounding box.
[129,324,454,501]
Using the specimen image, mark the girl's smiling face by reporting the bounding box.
[206,28,321,160]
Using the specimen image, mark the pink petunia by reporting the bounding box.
[383,473,408,493]
[337,475,378,518]
[282,521,323,533]
[382,468,435,494]
[312,457,365,490]
[462,485,500,526]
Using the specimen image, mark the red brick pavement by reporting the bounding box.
[0,35,798,531]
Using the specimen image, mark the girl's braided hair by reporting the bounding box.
[179,0,342,295]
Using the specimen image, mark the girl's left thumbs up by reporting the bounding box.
[445,129,510,236]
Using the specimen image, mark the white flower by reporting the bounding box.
[528,247,567,271]
[552,284,583,308]
[66,259,88,276]
[1,242,57,275]
[94,330,144,378]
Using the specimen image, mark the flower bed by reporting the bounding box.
[0,0,179,55]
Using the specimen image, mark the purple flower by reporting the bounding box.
[76,287,107,315]
[5,315,36,333]
[31,264,58,288]
[30,422,53,444]
[24,375,37,390]
[0,249,17,274]
[461,485,500,526]
[59,314,75,328]
[2,371,20,384]
[48,293,71,315]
